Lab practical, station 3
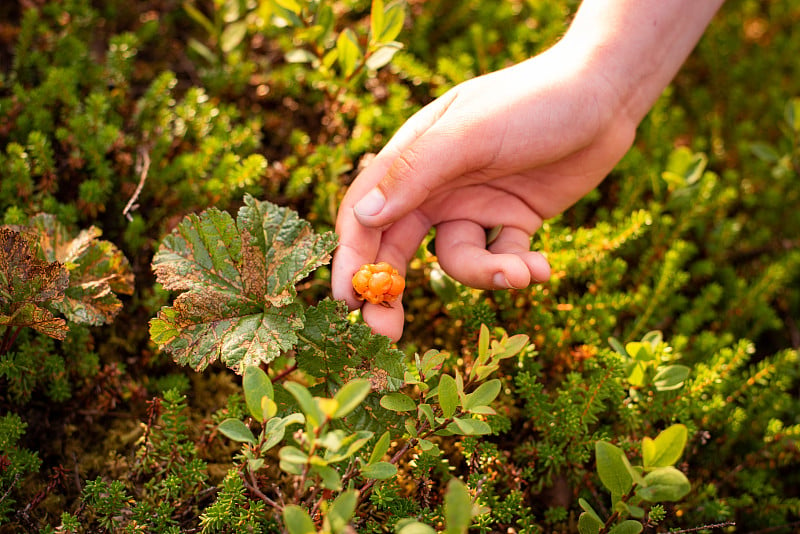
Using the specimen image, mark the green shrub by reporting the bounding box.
[0,0,798,532]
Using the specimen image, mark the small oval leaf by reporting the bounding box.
[361,461,397,479]
[380,392,416,412]
[218,418,256,444]
[438,375,458,419]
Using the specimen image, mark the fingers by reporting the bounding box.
[331,209,432,342]
[352,91,492,229]
[436,221,550,289]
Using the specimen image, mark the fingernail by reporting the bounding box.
[354,188,386,218]
[493,272,512,289]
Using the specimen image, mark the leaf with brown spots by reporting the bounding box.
[28,214,134,325]
[149,195,337,373]
[0,228,69,340]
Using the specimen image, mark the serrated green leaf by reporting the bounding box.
[643,424,688,469]
[334,378,372,418]
[380,392,416,412]
[463,379,501,412]
[282,505,316,534]
[150,196,336,373]
[149,293,304,373]
[361,461,397,479]
[638,467,691,502]
[296,299,405,392]
[218,419,256,444]
[336,28,362,77]
[438,374,458,419]
[0,227,69,340]
[243,365,274,421]
[595,441,633,496]
[608,520,643,534]
[237,195,337,304]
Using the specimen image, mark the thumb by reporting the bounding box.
[353,92,480,227]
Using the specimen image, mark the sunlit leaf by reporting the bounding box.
[653,365,690,392]
[336,28,362,77]
[333,378,371,418]
[220,20,247,53]
[595,441,633,496]
[642,424,688,469]
[0,228,69,340]
[150,195,336,373]
[448,417,491,436]
[29,214,134,326]
[243,365,274,421]
[365,42,402,70]
[375,1,405,44]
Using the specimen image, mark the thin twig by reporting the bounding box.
[243,470,280,509]
[122,147,150,221]
[272,362,299,385]
[665,521,735,533]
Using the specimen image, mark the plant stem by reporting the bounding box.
[599,484,637,534]
[1,325,22,355]
[272,362,298,384]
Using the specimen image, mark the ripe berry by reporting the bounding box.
[352,262,405,305]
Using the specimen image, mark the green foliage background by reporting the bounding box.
[0,0,799,532]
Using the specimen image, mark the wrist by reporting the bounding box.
[555,0,725,125]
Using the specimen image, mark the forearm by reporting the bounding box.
[557,0,725,125]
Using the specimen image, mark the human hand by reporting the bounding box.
[332,44,638,341]
[331,0,724,341]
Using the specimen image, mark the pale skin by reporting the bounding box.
[332,0,726,341]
